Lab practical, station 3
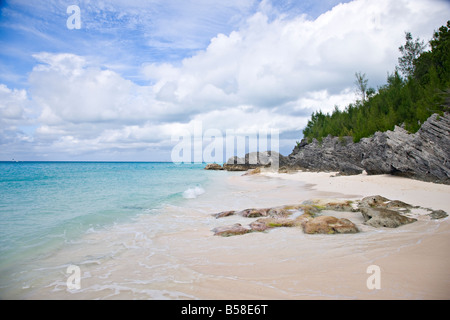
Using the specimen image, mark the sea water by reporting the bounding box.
[1,162,441,299]
[0,161,226,298]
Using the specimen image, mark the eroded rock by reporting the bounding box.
[288,112,450,184]
[212,224,251,237]
[429,210,448,220]
[250,217,298,231]
[302,216,359,234]
[360,207,417,228]
[204,163,223,170]
[211,196,446,236]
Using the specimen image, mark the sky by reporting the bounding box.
[0,0,449,161]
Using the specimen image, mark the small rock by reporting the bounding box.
[429,210,448,220]
[323,201,354,212]
[249,220,270,232]
[294,213,315,226]
[359,195,390,208]
[384,200,413,209]
[212,224,251,237]
[213,210,236,219]
[258,217,297,228]
[243,168,261,175]
[238,208,269,218]
[302,216,359,234]
[204,163,223,170]
[267,207,292,217]
[360,207,417,228]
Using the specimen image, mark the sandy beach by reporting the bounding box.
[174,170,450,300]
[15,169,450,300]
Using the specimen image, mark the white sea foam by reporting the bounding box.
[182,186,205,199]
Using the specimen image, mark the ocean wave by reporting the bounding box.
[182,186,205,199]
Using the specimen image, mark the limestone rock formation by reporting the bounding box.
[288,112,450,184]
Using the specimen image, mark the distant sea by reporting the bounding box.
[0,161,221,297]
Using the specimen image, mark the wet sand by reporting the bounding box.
[18,171,450,300]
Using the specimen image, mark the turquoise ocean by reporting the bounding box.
[0,161,225,298]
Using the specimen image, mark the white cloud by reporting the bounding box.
[0,84,34,158]
[29,52,167,126]
[0,84,28,121]
[1,0,449,160]
[146,0,449,115]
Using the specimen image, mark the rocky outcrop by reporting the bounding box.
[222,151,289,172]
[211,195,448,237]
[288,112,450,184]
[212,200,361,237]
[357,195,417,228]
[205,113,449,183]
[359,207,417,228]
[204,163,223,170]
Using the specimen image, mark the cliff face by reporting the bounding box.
[288,112,450,184]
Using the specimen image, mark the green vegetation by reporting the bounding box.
[303,21,450,143]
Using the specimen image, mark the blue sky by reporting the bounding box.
[0,0,449,161]
[0,0,351,87]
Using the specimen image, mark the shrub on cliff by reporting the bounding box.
[302,21,450,143]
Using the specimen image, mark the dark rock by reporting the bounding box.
[429,210,448,220]
[338,162,364,176]
[287,113,450,184]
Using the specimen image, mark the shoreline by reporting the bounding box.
[193,170,450,299]
[260,170,450,213]
[14,169,450,300]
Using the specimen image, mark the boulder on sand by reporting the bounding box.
[359,207,417,228]
[204,163,223,170]
[212,224,251,237]
[302,216,359,234]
